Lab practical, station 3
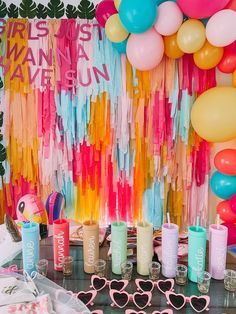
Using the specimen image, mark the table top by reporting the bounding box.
[5,236,236,314]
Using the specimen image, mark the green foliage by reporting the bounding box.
[0,112,3,127]
[0,143,6,162]
[66,4,78,18]
[0,77,3,89]
[0,0,7,18]
[19,0,37,18]
[78,0,95,19]
[37,3,47,19]
[47,0,64,18]
[7,3,19,18]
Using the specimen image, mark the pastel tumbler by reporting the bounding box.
[22,222,39,275]
[209,224,228,280]
[111,221,127,274]
[137,222,153,276]
[161,223,179,278]
[53,219,69,271]
[188,226,207,283]
[83,220,99,273]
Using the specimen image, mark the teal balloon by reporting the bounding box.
[201,18,209,26]
[156,0,176,4]
[112,38,128,54]
[210,171,236,199]
[119,0,157,34]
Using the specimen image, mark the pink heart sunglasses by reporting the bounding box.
[110,289,152,309]
[90,275,129,292]
[135,279,175,294]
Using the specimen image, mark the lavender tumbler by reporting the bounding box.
[161,223,179,278]
[209,224,228,280]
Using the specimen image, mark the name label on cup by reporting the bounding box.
[25,240,35,270]
[55,230,65,268]
[112,239,122,268]
[193,247,204,273]
[215,246,226,271]
[86,235,96,267]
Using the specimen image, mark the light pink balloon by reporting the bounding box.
[127,28,164,71]
[206,9,236,47]
[154,1,183,36]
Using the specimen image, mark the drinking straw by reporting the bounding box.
[116,209,120,226]
[196,215,200,231]
[167,212,171,228]
[59,203,63,224]
[216,214,220,230]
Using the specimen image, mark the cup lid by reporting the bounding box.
[210,224,228,233]
[188,225,206,237]
[162,223,179,233]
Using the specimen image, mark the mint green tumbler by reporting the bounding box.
[111,221,127,274]
[188,226,207,283]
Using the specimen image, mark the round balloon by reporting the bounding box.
[177,0,231,19]
[177,19,206,53]
[214,149,236,175]
[154,1,183,36]
[222,222,236,245]
[127,28,164,71]
[233,70,236,87]
[96,0,117,28]
[164,33,184,59]
[225,0,236,11]
[191,87,236,142]
[210,171,236,199]
[206,10,236,47]
[217,200,236,223]
[119,0,157,34]
[218,42,236,73]
[112,38,128,54]
[156,0,177,4]
[193,41,224,70]
[229,194,236,214]
[114,0,121,10]
[105,14,129,43]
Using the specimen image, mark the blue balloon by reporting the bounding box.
[201,18,209,26]
[112,38,128,54]
[119,0,157,34]
[210,171,236,199]
[156,0,176,4]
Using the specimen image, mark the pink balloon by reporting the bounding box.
[127,28,164,71]
[229,194,236,214]
[96,0,117,28]
[154,2,183,36]
[222,222,236,245]
[206,10,236,47]
[177,0,230,19]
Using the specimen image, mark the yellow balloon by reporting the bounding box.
[114,0,121,10]
[233,70,236,88]
[164,33,184,59]
[177,19,206,54]
[193,41,224,70]
[191,87,236,142]
[105,14,129,43]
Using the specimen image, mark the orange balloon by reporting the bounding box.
[164,33,184,59]
[214,149,236,175]
[233,70,236,87]
[193,41,224,70]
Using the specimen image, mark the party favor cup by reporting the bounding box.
[53,219,69,271]
[137,222,153,276]
[162,223,179,278]
[209,224,228,280]
[111,221,127,275]
[83,220,99,274]
[22,222,40,275]
[188,226,207,283]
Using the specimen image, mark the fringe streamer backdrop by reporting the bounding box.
[0,19,214,229]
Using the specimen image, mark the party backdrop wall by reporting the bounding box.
[0,18,213,229]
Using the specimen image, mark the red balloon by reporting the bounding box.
[177,0,230,19]
[222,222,236,245]
[229,194,236,214]
[225,0,236,10]
[218,42,236,73]
[214,149,236,175]
[217,200,236,223]
[95,0,117,28]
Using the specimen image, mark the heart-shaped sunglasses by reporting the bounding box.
[125,309,173,314]
[90,275,129,292]
[165,291,210,313]
[135,279,174,294]
[110,289,152,309]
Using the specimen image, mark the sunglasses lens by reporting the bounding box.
[93,277,106,290]
[191,297,207,312]
[113,292,129,308]
[110,281,125,291]
[139,281,153,292]
[77,292,93,305]
[169,294,185,310]
[158,281,172,293]
[133,293,149,309]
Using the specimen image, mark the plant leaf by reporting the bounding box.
[0,143,6,162]
[36,3,47,19]
[0,0,7,18]
[0,163,5,176]
[66,4,78,18]
[0,112,3,128]
[47,0,64,19]
[7,3,18,18]
[19,0,37,18]
[0,77,3,89]
[78,0,95,19]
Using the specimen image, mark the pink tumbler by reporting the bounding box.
[209,224,228,280]
[53,219,69,271]
[161,223,179,278]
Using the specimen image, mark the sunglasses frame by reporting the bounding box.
[165,291,210,313]
[90,274,129,292]
[135,279,175,294]
[110,289,152,309]
[125,309,173,314]
[75,290,97,306]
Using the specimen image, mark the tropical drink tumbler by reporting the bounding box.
[161,223,179,278]
[209,224,228,280]
[111,221,127,275]
[137,222,153,276]
[83,220,99,273]
[22,222,39,275]
[188,225,207,283]
[53,219,69,271]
